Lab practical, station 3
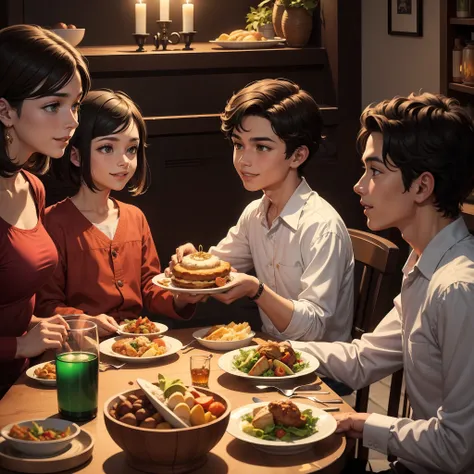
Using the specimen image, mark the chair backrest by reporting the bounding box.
[348,229,401,462]
[349,228,400,340]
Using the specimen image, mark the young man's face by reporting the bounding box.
[87,120,139,192]
[354,132,417,231]
[231,115,299,192]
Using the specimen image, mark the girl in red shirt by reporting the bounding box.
[35,90,198,323]
[0,25,94,396]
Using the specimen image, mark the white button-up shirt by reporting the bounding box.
[294,217,474,474]
[209,178,354,342]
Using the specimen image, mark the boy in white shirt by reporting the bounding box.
[172,78,354,343]
[294,93,474,474]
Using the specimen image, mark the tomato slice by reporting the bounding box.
[274,366,286,377]
[215,277,227,287]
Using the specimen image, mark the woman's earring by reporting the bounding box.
[5,128,13,146]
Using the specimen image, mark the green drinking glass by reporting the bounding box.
[56,319,99,422]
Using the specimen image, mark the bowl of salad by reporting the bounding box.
[227,400,337,454]
[118,316,168,337]
[1,419,80,456]
[217,340,319,381]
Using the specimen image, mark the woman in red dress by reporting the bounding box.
[0,25,94,396]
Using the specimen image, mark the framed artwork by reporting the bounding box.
[388,0,423,37]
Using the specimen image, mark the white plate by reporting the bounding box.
[136,378,189,428]
[192,327,256,351]
[152,272,240,295]
[1,419,80,456]
[218,346,319,382]
[99,335,182,363]
[26,361,56,386]
[117,321,168,337]
[210,38,284,49]
[227,402,337,455]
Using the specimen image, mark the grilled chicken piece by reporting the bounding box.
[268,400,306,428]
[248,356,270,376]
[257,341,282,360]
[252,406,274,430]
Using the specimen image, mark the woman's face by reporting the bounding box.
[5,70,82,163]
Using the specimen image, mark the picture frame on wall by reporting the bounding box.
[388,0,423,37]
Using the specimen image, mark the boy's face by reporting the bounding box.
[88,120,139,192]
[354,132,418,231]
[230,115,300,193]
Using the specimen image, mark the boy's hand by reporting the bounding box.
[212,274,258,304]
[333,412,370,439]
[165,242,198,276]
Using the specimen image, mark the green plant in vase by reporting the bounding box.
[280,0,319,47]
[246,0,275,39]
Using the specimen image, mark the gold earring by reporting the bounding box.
[5,128,13,146]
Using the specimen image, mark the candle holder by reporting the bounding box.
[179,31,197,50]
[154,20,181,51]
[132,33,150,52]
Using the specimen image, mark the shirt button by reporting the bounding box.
[117,280,124,288]
[111,249,118,258]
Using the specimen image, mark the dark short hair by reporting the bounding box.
[357,93,474,219]
[60,89,149,196]
[220,78,323,176]
[0,24,91,177]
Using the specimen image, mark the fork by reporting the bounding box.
[99,362,126,372]
[256,384,330,397]
[180,340,196,350]
[288,394,343,406]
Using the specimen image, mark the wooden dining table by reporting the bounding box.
[0,327,355,474]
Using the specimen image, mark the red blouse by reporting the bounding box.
[0,171,58,391]
[35,198,192,322]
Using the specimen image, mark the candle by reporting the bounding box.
[160,0,170,21]
[135,0,147,34]
[182,0,194,32]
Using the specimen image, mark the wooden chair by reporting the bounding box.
[348,229,401,461]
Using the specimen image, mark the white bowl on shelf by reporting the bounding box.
[50,28,85,47]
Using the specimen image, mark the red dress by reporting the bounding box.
[0,171,58,393]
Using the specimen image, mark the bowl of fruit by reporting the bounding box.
[104,374,230,473]
[50,23,85,47]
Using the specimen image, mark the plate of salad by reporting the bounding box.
[117,316,168,337]
[217,340,319,381]
[226,400,337,454]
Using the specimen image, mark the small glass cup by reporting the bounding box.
[56,319,99,421]
[190,355,211,388]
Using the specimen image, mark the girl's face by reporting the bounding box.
[5,70,82,162]
[354,132,418,231]
[89,120,139,192]
[231,115,303,193]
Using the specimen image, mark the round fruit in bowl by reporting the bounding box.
[50,23,85,47]
[104,376,231,473]
[1,419,80,456]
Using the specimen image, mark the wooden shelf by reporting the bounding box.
[450,17,474,25]
[448,82,474,94]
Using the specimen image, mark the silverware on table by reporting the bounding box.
[180,340,196,350]
[99,361,126,372]
[256,384,330,397]
[252,396,340,412]
[288,394,343,406]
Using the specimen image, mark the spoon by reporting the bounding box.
[252,396,340,412]
[256,384,330,397]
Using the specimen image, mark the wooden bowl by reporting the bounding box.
[104,386,231,473]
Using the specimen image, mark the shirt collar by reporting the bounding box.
[406,217,470,280]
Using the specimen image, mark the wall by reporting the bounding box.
[362,0,441,107]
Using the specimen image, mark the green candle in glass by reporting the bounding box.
[56,319,99,422]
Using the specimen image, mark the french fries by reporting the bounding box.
[203,322,252,341]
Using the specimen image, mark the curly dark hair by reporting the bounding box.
[220,78,323,176]
[357,93,474,219]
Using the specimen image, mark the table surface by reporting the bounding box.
[0,328,355,474]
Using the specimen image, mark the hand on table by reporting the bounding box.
[87,314,119,337]
[16,315,69,358]
[333,412,370,439]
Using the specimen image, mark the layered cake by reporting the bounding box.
[172,250,231,289]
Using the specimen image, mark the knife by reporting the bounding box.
[252,396,340,412]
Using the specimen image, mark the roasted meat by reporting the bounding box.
[252,406,274,430]
[268,400,306,428]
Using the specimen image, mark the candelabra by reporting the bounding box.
[154,20,181,51]
[132,33,149,52]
